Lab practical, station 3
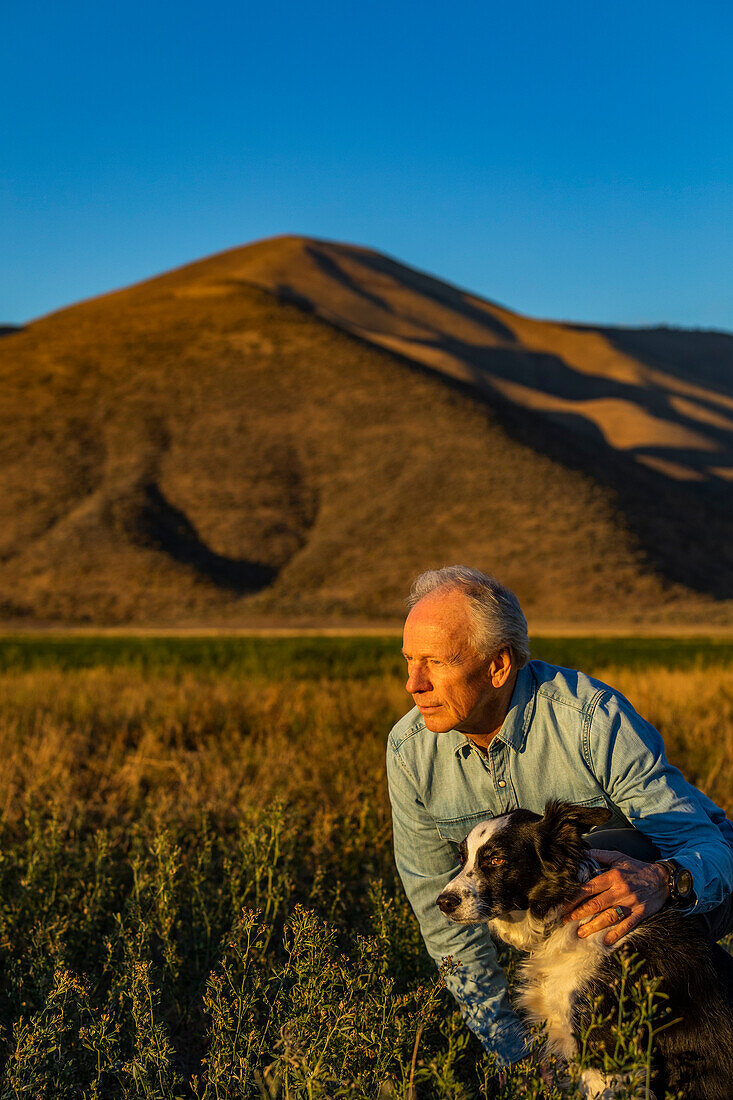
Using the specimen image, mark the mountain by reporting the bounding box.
[1,235,731,627]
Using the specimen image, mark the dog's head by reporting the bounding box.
[436,800,610,923]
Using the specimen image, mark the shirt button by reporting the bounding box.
[498,780,506,788]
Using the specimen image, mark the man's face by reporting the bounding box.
[402,589,500,736]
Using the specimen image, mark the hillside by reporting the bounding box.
[1,235,731,627]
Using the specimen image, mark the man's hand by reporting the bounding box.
[562,849,670,946]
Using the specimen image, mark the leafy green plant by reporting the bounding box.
[0,638,726,1096]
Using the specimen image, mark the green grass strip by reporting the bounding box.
[0,634,731,678]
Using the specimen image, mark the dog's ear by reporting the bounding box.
[528,801,610,917]
[535,800,610,871]
[541,800,611,839]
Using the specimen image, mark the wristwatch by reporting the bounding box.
[655,859,695,906]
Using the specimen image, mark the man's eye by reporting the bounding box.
[429,659,442,666]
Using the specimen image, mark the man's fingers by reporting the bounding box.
[603,909,643,947]
[565,880,625,921]
[588,848,626,863]
[562,872,615,914]
[577,903,630,939]
[562,850,664,939]
[569,894,610,921]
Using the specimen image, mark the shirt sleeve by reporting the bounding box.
[386,737,531,1065]
[588,690,733,913]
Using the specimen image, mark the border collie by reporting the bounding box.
[436,801,733,1100]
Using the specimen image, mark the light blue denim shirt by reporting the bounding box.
[386,660,733,1065]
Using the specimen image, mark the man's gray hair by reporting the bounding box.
[406,565,531,669]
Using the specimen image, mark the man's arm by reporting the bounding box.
[569,688,733,943]
[386,739,530,1065]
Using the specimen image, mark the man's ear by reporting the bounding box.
[488,647,513,688]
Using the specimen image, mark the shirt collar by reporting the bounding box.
[452,662,537,756]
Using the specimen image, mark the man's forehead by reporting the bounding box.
[403,590,475,649]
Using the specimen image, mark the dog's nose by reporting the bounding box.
[437,891,460,915]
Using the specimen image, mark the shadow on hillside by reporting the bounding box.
[582,325,733,398]
[281,243,733,485]
[241,240,733,600]
[306,247,397,316]
[319,318,733,600]
[140,482,276,594]
[328,242,733,400]
[309,242,518,343]
[474,391,733,600]
[409,335,733,481]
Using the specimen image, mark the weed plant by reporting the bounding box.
[0,637,729,1097]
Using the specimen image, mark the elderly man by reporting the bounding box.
[386,566,733,1066]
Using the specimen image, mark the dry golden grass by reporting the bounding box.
[595,664,733,812]
[0,643,730,1096]
[0,668,400,829]
[1,660,730,827]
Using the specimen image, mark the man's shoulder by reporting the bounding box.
[528,660,613,716]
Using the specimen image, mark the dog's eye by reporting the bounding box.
[490,857,505,866]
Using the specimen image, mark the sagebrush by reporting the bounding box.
[0,636,729,1098]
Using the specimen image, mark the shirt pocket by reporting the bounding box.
[435,810,497,844]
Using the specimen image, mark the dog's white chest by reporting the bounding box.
[515,925,606,1060]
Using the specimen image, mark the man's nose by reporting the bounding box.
[406,665,431,694]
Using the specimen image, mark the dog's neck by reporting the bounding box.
[490,855,603,951]
[579,853,602,883]
[540,854,602,930]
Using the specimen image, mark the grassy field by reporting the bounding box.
[0,635,730,1098]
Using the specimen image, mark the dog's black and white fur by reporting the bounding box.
[436,801,733,1100]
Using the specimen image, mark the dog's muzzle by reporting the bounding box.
[436,890,461,916]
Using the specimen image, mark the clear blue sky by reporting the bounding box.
[3,0,732,329]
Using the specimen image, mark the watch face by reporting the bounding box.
[676,868,694,898]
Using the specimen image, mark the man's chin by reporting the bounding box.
[418,707,453,732]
